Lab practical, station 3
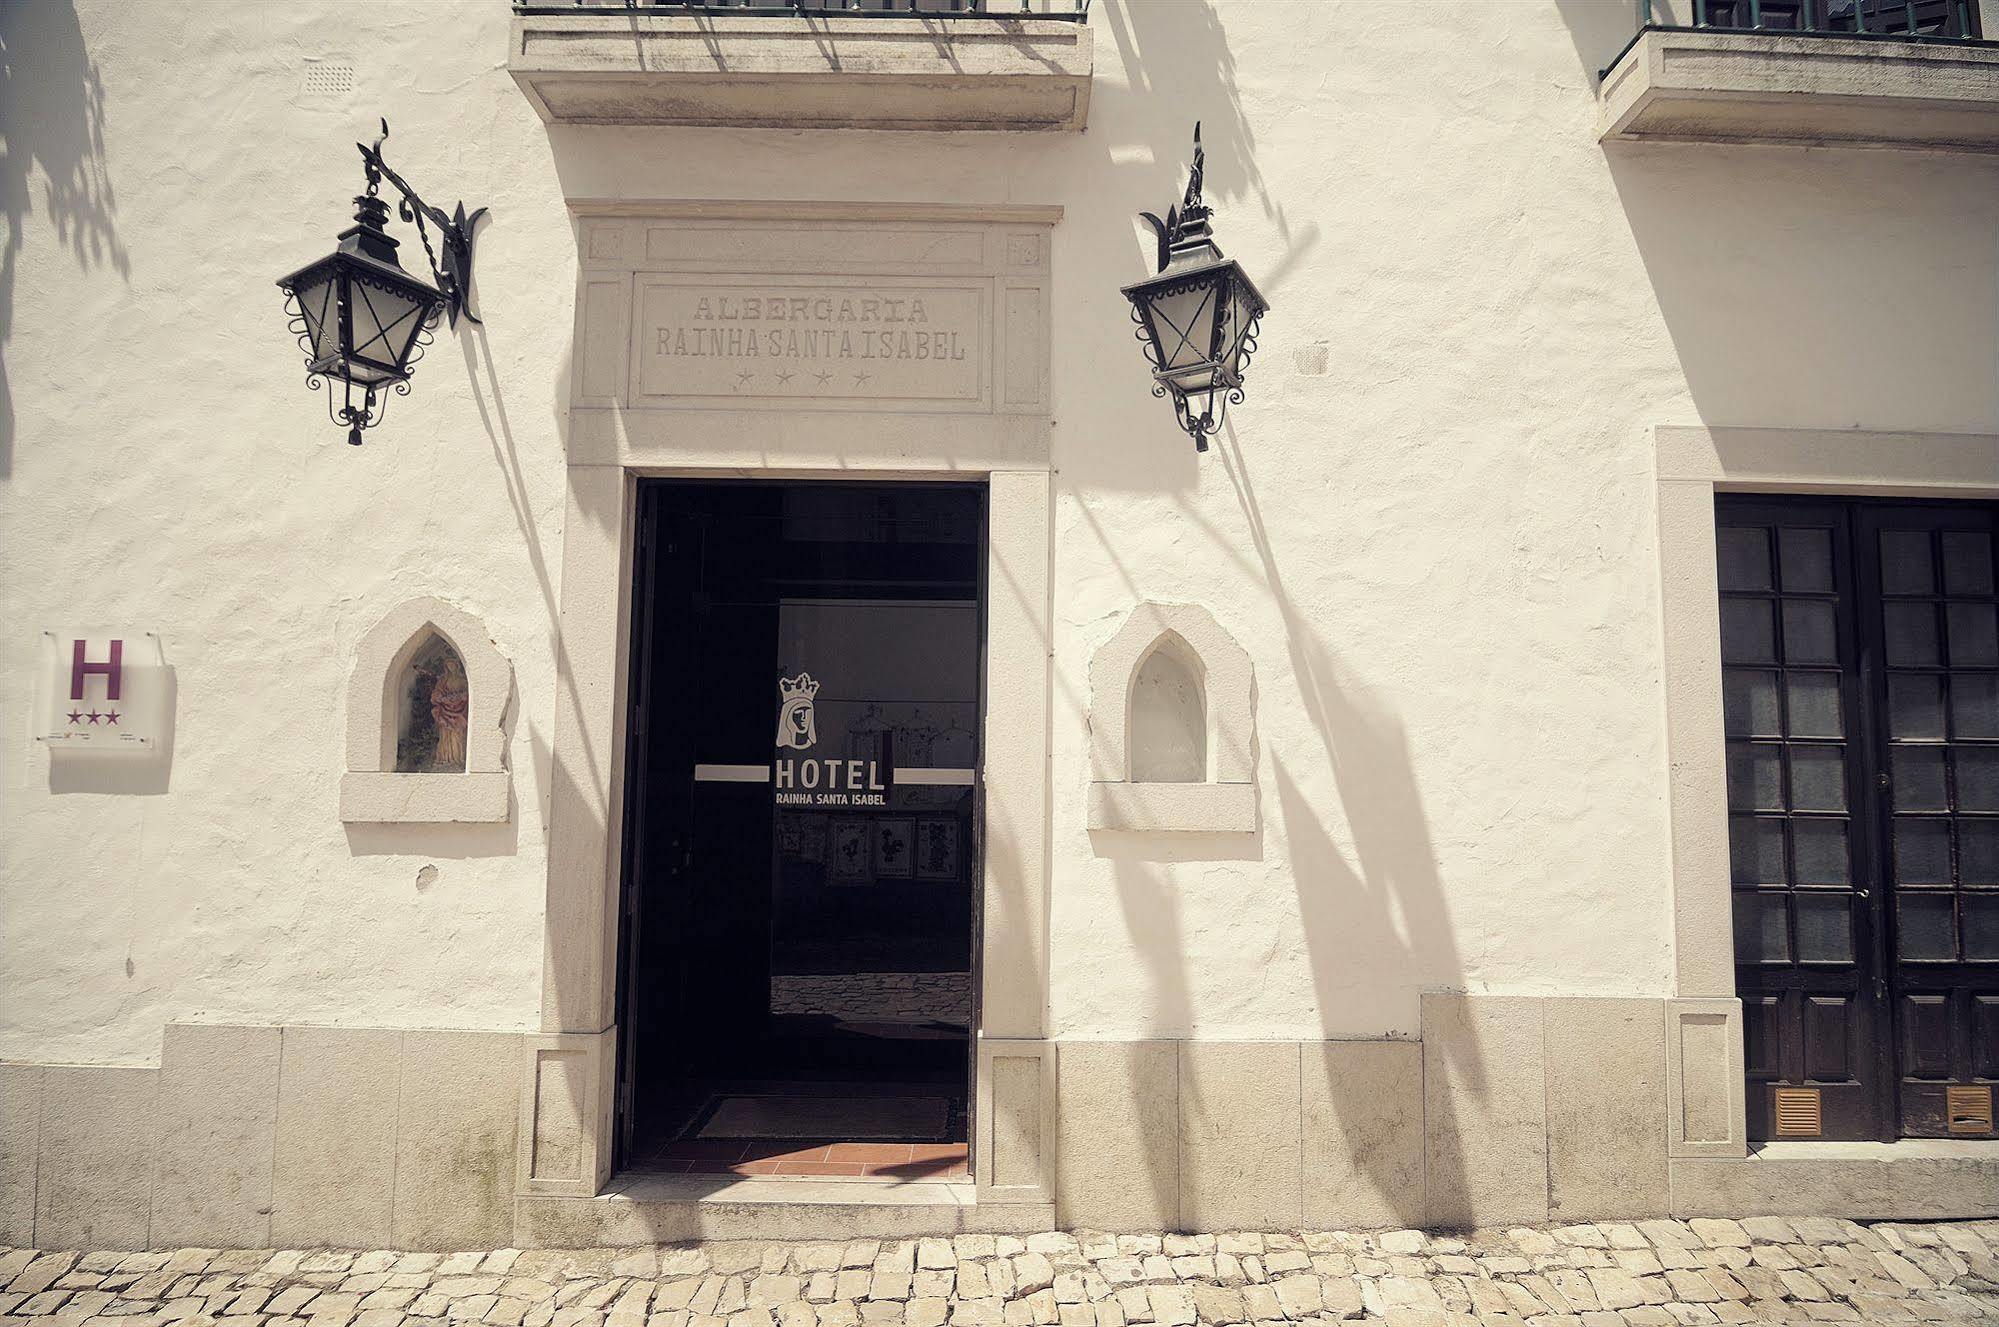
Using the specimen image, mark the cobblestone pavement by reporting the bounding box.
[4,1217,1998,1327]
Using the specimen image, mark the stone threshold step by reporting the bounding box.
[518,1180,1053,1245]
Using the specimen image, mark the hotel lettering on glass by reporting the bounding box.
[40,632,166,753]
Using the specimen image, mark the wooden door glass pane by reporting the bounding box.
[1730,815,1785,884]
[1893,748,1948,810]
[1941,532,1995,596]
[1735,893,1790,962]
[1885,602,1941,666]
[1964,824,1999,884]
[1790,748,1847,811]
[1780,527,1835,593]
[1894,821,1951,885]
[1723,600,1778,663]
[1958,749,1999,812]
[1949,604,1999,667]
[1966,896,1999,962]
[1788,673,1843,737]
[1796,893,1854,963]
[1725,669,1781,736]
[1794,820,1850,885]
[1719,526,1774,591]
[1889,674,1946,740]
[1899,895,1956,961]
[1728,745,1783,810]
[1882,530,1935,595]
[1784,600,1839,665]
[1956,674,1999,739]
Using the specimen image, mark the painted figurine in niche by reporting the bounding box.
[395,634,469,773]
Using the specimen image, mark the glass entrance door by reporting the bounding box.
[616,480,985,1177]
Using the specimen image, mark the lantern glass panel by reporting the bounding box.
[293,269,340,365]
[1146,279,1222,372]
[348,275,430,373]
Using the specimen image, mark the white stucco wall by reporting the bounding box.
[3,0,1994,1061]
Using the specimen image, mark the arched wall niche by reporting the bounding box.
[1087,602,1256,833]
[341,596,514,823]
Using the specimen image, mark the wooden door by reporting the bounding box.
[1717,499,1889,1141]
[1718,496,1999,1142]
[1857,505,1999,1137]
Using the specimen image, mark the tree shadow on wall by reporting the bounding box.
[1213,429,1481,1230]
[0,0,130,475]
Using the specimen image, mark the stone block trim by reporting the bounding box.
[2,1025,523,1252]
[7,1001,1999,1250]
[2,1217,1996,1327]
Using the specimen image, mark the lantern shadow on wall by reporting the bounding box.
[275,119,486,446]
[1122,123,1270,452]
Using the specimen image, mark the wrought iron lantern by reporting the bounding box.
[1122,124,1269,451]
[276,121,486,445]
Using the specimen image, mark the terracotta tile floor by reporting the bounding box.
[650,1138,969,1180]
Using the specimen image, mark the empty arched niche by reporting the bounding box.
[341,597,513,823]
[1088,602,1255,833]
[1129,633,1206,783]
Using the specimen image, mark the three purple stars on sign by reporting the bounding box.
[67,709,119,725]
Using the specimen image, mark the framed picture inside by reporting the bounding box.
[915,816,959,881]
[795,814,826,864]
[831,818,871,883]
[874,816,915,879]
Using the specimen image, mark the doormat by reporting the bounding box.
[695,1094,951,1141]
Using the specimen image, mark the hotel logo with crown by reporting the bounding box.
[775,672,820,750]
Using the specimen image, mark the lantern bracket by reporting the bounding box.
[356,120,488,328]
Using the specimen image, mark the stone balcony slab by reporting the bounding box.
[1600,28,1999,153]
[508,13,1091,131]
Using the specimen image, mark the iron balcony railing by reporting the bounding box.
[512,0,1090,18]
[1606,0,1986,78]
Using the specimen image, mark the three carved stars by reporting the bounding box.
[68,709,118,725]
[716,366,881,393]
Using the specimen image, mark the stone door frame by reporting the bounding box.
[520,203,1061,1206]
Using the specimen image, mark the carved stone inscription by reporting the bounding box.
[638,280,985,402]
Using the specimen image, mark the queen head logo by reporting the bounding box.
[775,672,820,750]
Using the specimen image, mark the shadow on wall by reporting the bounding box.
[1603,143,1999,433]
[1073,0,1457,1227]
[0,0,130,475]
[1218,430,1470,1227]
[1553,0,1646,87]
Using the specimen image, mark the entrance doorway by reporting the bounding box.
[615,479,985,1180]
[1717,496,1998,1141]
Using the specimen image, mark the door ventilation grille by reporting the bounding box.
[1773,1087,1822,1137]
[1946,1085,1994,1135]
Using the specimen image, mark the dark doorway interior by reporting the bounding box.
[616,480,985,1179]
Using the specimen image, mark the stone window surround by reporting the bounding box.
[1653,424,1999,1160]
[339,596,513,824]
[530,202,1059,1209]
[1086,601,1257,834]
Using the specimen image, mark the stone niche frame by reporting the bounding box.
[1087,602,1256,833]
[1654,425,1999,1165]
[524,202,1058,1223]
[340,597,514,824]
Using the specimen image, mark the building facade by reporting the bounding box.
[1,0,1996,1251]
